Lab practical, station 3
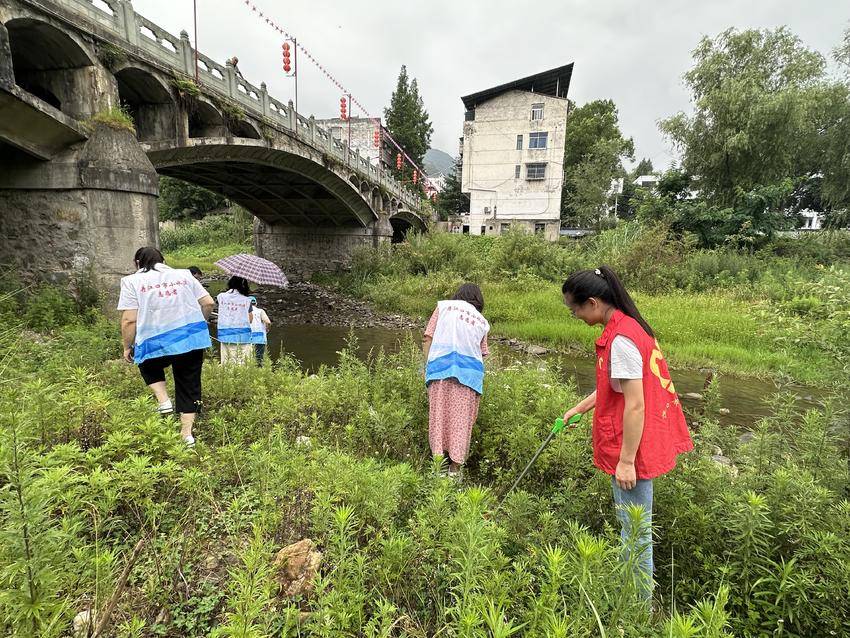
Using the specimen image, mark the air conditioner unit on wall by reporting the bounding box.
[483,206,490,214]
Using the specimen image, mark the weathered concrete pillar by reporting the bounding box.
[253,218,392,281]
[118,0,139,46]
[0,23,13,86]
[179,30,194,76]
[0,124,159,296]
[260,82,270,117]
[287,99,296,132]
[225,59,237,97]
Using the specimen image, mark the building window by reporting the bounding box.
[526,163,547,180]
[462,225,470,234]
[481,226,487,235]
[515,165,521,179]
[500,223,511,234]
[529,132,548,149]
[531,103,544,120]
[516,134,523,150]
[534,222,546,234]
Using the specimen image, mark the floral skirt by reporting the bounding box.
[428,378,481,464]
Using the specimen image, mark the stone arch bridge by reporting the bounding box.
[0,0,428,288]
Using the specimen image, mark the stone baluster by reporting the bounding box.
[224,59,237,97]
[117,0,139,46]
[288,100,296,132]
[308,116,316,144]
[260,83,270,117]
[179,30,193,76]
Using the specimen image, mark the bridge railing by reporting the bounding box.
[53,0,422,212]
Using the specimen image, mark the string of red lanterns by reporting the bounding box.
[237,0,431,190]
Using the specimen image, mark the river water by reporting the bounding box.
[205,280,823,424]
[255,323,822,425]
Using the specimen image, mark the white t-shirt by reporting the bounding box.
[249,307,270,344]
[216,290,253,344]
[609,335,643,393]
[117,264,211,363]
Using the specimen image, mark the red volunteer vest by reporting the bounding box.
[593,310,693,479]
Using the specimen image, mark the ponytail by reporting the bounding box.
[562,264,654,337]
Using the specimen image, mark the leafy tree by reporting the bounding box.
[384,66,433,181]
[435,159,469,221]
[660,27,833,206]
[562,99,634,226]
[632,158,654,178]
[158,176,227,221]
[820,26,850,215]
[635,168,794,248]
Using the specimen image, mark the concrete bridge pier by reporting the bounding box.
[254,212,394,281]
[0,19,159,290]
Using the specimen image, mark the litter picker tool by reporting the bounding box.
[499,413,582,506]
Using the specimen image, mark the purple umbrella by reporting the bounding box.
[214,253,289,287]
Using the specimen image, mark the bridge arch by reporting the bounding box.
[227,118,261,140]
[390,209,427,242]
[147,142,380,228]
[188,97,226,138]
[5,17,95,118]
[114,66,177,142]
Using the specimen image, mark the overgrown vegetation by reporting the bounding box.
[320,226,850,384]
[0,288,846,637]
[158,176,228,222]
[160,211,253,272]
[86,106,136,134]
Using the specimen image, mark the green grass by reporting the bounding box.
[359,274,837,385]
[164,241,251,273]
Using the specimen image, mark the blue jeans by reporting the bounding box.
[612,477,653,600]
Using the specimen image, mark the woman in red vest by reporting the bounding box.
[561,265,693,600]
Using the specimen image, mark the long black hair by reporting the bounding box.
[562,265,654,337]
[134,247,164,272]
[227,276,251,296]
[453,282,484,313]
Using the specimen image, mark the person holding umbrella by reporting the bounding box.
[216,276,254,365]
[117,247,214,446]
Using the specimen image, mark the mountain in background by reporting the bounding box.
[424,148,455,175]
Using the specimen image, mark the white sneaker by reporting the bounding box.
[157,400,174,415]
[183,435,195,448]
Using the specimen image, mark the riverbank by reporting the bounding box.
[317,228,850,387]
[1,297,847,636]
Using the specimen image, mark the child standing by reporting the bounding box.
[423,283,490,479]
[248,296,272,366]
[561,265,693,600]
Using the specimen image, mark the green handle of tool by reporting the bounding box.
[551,413,582,434]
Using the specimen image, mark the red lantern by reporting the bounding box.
[339,96,347,121]
[373,128,380,148]
[282,41,291,73]
[395,153,402,170]
[412,170,418,185]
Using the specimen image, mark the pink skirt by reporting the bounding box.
[428,378,481,464]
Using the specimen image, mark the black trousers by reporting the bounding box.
[138,348,205,414]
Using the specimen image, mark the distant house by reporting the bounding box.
[633,174,659,190]
[799,209,823,230]
[314,116,392,169]
[458,64,573,241]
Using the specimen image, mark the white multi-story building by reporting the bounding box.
[459,65,573,240]
[314,116,392,169]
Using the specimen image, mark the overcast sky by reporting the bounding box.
[135,0,848,170]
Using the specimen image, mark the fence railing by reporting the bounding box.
[51,0,421,210]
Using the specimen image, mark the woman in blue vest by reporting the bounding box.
[423,283,490,479]
[216,276,253,365]
[117,247,215,446]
